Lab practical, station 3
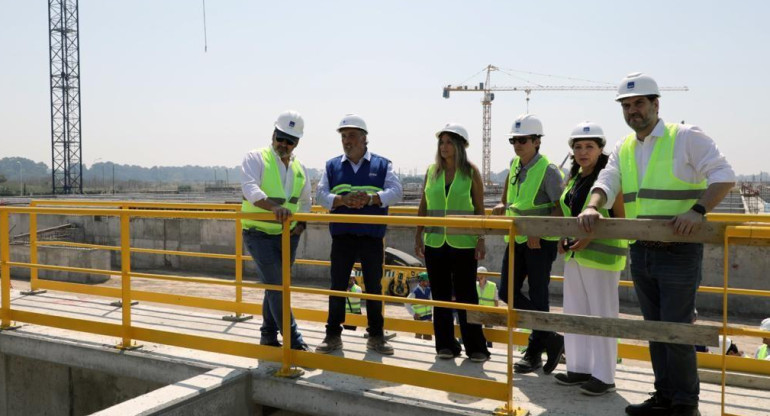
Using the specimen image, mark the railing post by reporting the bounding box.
[117,207,140,350]
[21,201,46,295]
[223,215,252,322]
[0,211,20,330]
[720,227,732,416]
[274,219,302,378]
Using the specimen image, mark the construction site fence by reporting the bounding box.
[0,200,768,415]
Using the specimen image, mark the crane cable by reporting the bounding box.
[202,0,208,52]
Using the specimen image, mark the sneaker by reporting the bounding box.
[513,350,543,374]
[469,352,490,362]
[670,404,700,416]
[580,377,616,396]
[554,371,591,386]
[543,333,564,375]
[625,391,672,416]
[366,336,394,355]
[315,335,343,354]
[437,349,457,359]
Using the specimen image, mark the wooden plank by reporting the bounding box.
[446,217,747,244]
[467,309,720,347]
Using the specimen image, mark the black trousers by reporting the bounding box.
[326,235,384,337]
[498,240,558,348]
[425,244,489,357]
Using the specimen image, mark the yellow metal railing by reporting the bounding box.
[1,202,769,415]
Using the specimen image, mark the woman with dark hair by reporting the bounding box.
[414,123,490,362]
[554,121,628,396]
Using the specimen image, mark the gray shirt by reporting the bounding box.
[509,153,563,208]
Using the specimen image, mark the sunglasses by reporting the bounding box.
[275,136,297,145]
[508,136,532,145]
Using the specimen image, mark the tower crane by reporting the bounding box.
[443,65,689,185]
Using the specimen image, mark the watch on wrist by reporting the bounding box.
[586,204,598,211]
[691,203,707,216]
[368,194,375,206]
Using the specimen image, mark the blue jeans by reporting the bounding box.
[243,229,305,347]
[630,242,703,406]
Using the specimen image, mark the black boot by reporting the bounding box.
[514,339,544,374]
[543,333,565,375]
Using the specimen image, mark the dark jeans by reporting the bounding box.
[498,240,558,349]
[630,242,703,406]
[425,244,489,357]
[326,235,384,337]
[243,229,304,347]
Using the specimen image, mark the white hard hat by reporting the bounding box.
[477,266,488,273]
[615,72,660,101]
[568,121,607,147]
[274,110,304,139]
[337,114,368,134]
[508,114,544,137]
[436,123,470,146]
[761,318,770,332]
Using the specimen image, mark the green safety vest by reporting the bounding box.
[505,154,560,244]
[346,284,362,314]
[241,147,306,234]
[559,175,628,272]
[619,123,706,220]
[756,344,768,360]
[423,164,478,249]
[477,281,497,306]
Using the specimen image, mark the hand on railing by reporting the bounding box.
[577,206,603,233]
[671,210,704,236]
[270,205,292,223]
[491,203,506,216]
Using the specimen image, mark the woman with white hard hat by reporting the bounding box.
[553,121,629,396]
[414,122,490,362]
[491,114,565,375]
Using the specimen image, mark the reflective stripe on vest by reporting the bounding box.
[477,281,497,306]
[241,147,305,234]
[559,175,628,272]
[413,303,432,318]
[423,164,478,249]
[756,344,768,360]
[505,154,559,244]
[346,285,362,313]
[619,123,706,220]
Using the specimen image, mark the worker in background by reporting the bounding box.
[712,336,743,356]
[342,270,363,331]
[578,72,735,416]
[754,318,770,360]
[476,266,498,348]
[405,272,433,340]
[415,123,490,362]
[491,114,564,375]
[315,114,403,356]
[554,121,627,396]
[240,110,310,351]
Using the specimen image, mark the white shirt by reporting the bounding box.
[592,119,735,209]
[316,149,403,210]
[405,285,432,316]
[241,146,312,213]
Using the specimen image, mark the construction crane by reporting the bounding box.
[443,65,689,185]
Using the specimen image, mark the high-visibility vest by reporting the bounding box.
[477,281,497,306]
[346,284,362,314]
[412,286,432,318]
[559,175,628,272]
[241,147,305,234]
[423,164,477,249]
[619,123,706,220]
[756,344,768,360]
[505,154,560,244]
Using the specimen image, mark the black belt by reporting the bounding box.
[634,240,688,249]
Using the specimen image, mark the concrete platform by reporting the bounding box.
[2,289,768,416]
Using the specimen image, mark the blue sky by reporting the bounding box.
[1,1,767,175]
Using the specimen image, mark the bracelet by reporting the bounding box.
[586,204,599,210]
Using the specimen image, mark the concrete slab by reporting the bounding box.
[2,288,768,416]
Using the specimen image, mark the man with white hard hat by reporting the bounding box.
[755,318,770,360]
[315,114,403,355]
[491,113,565,375]
[241,110,311,351]
[577,73,735,416]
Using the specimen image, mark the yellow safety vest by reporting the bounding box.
[423,164,478,249]
[476,281,497,306]
[756,344,768,360]
[619,123,706,220]
[241,147,305,234]
[559,175,628,272]
[505,154,560,244]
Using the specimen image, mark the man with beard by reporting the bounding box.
[577,73,735,416]
[241,110,311,351]
[315,114,403,355]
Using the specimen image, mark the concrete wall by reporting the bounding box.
[10,244,111,284]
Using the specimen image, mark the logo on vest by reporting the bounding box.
[369,172,378,177]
